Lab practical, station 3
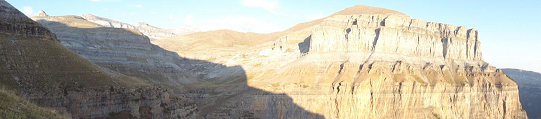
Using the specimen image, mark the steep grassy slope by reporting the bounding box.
[32,15,202,88]
[0,34,150,91]
[0,88,69,119]
[0,0,199,118]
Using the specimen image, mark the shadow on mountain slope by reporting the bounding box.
[33,18,204,89]
[298,36,311,54]
[503,69,541,119]
[31,20,323,118]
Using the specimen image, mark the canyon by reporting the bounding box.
[0,0,530,119]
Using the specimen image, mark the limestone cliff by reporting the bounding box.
[309,14,482,60]
[0,1,198,118]
[80,14,180,40]
[34,10,48,17]
[157,5,528,119]
[1,1,528,118]
[31,15,201,87]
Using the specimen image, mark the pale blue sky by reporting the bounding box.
[9,0,541,73]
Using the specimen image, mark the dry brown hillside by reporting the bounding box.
[152,5,409,60]
[283,5,407,33]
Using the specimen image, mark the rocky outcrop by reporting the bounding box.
[80,14,179,40]
[309,14,482,60]
[270,7,523,118]
[31,15,200,87]
[34,10,48,17]
[0,0,198,118]
[164,5,527,119]
[244,60,525,119]
[0,89,68,118]
[2,0,528,118]
[503,68,541,119]
[136,22,177,39]
[24,86,198,118]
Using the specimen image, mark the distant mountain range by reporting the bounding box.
[80,14,198,40]
[503,68,541,119]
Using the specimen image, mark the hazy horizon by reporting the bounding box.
[9,0,541,73]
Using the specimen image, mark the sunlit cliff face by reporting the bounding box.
[150,5,526,119]
[0,0,528,118]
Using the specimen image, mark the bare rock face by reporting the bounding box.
[31,15,200,87]
[0,0,198,118]
[24,86,199,118]
[34,10,48,17]
[309,14,482,60]
[249,60,526,119]
[80,14,179,40]
[167,5,528,119]
[264,7,525,118]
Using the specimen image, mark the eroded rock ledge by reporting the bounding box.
[206,6,527,119]
[310,14,482,60]
[80,14,177,40]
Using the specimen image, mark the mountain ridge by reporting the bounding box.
[1,1,530,118]
[79,14,185,40]
[31,15,205,88]
[152,4,527,118]
[1,1,200,118]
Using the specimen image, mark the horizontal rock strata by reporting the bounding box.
[0,1,198,118]
[188,6,527,119]
[31,15,198,87]
[309,14,482,60]
[80,14,177,40]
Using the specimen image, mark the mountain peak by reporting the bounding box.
[282,5,407,34]
[332,4,407,16]
[34,10,48,17]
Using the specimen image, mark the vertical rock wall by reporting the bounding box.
[309,15,483,60]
